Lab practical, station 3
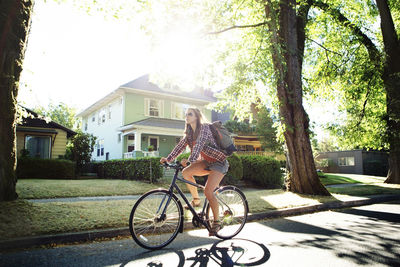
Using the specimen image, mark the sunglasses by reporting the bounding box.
[185,112,194,117]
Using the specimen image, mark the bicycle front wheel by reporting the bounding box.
[206,186,248,239]
[129,189,183,250]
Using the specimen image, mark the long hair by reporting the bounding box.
[184,107,207,141]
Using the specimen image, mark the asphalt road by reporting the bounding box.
[1,201,399,267]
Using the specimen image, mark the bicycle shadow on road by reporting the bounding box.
[138,238,270,267]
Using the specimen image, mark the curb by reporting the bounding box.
[1,194,399,251]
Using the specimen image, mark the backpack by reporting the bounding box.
[209,121,237,156]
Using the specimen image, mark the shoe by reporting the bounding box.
[208,220,222,236]
[184,198,201,210]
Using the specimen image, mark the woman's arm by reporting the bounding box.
[166,136,188,162]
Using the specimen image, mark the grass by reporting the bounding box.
[318,173,385,185]
[1,175,398,241]
[16,178,190,199]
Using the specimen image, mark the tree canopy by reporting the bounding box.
[34,102,79,130]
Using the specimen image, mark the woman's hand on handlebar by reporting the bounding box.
[180,158,189,167]
[160,157,168,164]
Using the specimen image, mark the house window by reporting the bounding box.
[171,102,190,120]
[97,109,106,124]
[108,105,112,119]
[92,115,95,122]
[25,135,51,159]
[338,157,355,166]
[145,98,163,117]
[118,133,122,143]
[97,139,104,157]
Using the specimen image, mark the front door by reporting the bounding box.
[149,136,158,151]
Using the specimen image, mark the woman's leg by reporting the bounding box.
[182,161,210,200]
[204,170,225,222]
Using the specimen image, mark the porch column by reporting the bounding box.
[134,131,142,151]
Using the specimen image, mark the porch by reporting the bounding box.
[118,118,185,159]
[123,151,160,159]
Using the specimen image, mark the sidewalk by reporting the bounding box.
[1,191,399,251]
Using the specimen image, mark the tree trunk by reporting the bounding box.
[0,0,34,201]
[376,0,400,184]
[265,0,330,195]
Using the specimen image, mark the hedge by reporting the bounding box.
[17,158,76,179]
[94,157,163,182]
[239,155,283,188]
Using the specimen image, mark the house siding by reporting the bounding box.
[16,132,26,157]
[52,129,68,159]
[84,97,124,161]
[124,93,146,125]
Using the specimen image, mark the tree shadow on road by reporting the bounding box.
[265,208,400,266]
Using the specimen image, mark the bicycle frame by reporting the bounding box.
[158,164,211,230]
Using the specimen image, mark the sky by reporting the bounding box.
[18,0,152,113]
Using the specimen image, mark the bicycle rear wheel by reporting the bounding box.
[206,186,248,239]
[129,189,183,250]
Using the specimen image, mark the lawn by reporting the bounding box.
[318,173,385,185]
[1,175,398,241]
[16,178,190,199]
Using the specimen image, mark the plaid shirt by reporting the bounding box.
[166,124,227,163]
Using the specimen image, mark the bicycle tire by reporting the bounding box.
[129,189,183,250]
[206,186,248,239]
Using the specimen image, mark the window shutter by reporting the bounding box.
[160,100,164,118]
[144,98,149,116]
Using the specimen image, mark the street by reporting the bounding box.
[1,201,399,267]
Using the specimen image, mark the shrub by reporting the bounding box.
[239,155,283,188]
[176,152,190,162]
[94,157,163,182]
[225,153,243,185]
[17,158,76,179]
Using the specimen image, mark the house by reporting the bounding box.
[233,135,262,152]
[316,149,389,176]
[16,108,76,159]
[77,74,218,160]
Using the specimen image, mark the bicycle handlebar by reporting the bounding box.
[161,161,189,170]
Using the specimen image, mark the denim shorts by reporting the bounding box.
[203,159,229,175]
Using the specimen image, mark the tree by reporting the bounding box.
[34,102,79,130]
[0,0,34,201]
[68,131,96,175]
[255,107,281,152]
[304,0,400,183]
[262,0,330,195]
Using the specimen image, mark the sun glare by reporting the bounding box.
[152,27,209,91]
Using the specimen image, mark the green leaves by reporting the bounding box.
[34,102,78,130]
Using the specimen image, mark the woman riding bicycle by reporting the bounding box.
[160,107,229,236]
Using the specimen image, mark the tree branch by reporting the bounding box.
[312,0,381,65]
[208,21,267,35]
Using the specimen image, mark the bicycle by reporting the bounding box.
[129,162,249,250]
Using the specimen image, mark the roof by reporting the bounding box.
[18,107,76,138]
[121,74,216,102]
[121,118,186,130]
[77,74,216,118]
